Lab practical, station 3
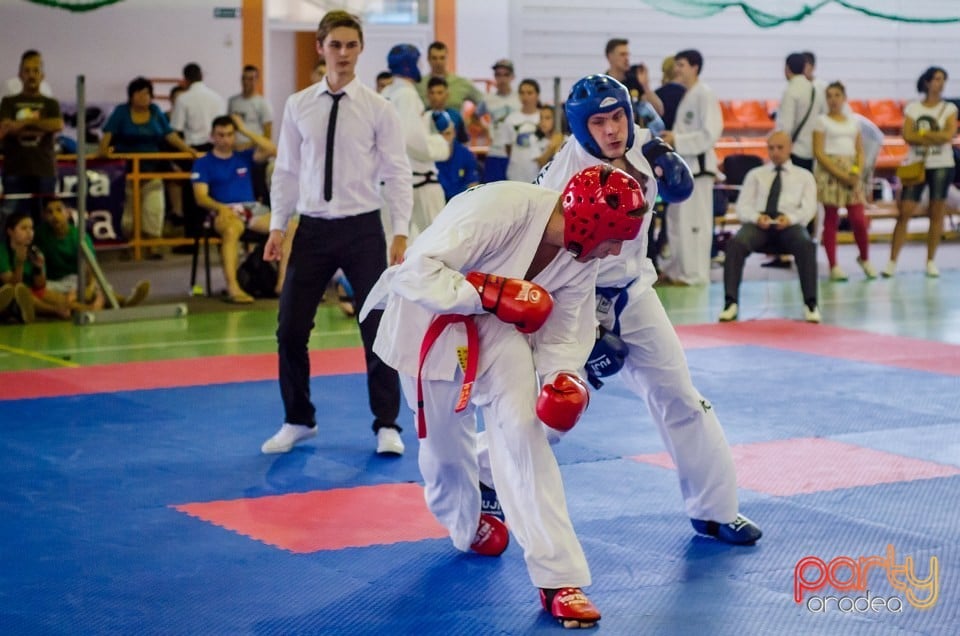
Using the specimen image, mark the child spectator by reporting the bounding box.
[35,197,150,306]
[0,208,99,322]
[432,111,479,201]
[500,78,543,183]
[534,104,565,172]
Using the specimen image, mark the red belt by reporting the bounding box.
[417,314,479,439]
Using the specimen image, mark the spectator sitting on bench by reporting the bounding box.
[35,197,150,308]
[191,114,293,303]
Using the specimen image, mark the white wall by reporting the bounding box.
[461,0,960,102]
[2,0,957,133]
[0,0,243,106]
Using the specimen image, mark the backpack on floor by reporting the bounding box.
[236,242,278,298]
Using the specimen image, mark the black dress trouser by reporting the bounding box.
[276,211,401,432]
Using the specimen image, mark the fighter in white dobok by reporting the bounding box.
[479,74,762,546]
[361,165,647,627]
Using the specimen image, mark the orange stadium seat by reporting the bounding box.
[764,99,779,119]
[720,101,742,134]
[729,100,776,133]
[847,100,872,118]
[868,99,905,131]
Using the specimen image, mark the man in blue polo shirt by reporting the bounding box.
[192,114,292,302]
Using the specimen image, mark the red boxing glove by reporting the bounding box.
[465,271,554,334]
[536,373,590,432]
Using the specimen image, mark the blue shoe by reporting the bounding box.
[691,514,762,545]
[480,482,504,522]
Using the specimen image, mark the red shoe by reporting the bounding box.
[470,514,509,556]
[539,587,601,628]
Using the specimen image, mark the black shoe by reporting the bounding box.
[691,514,762,545]
[760,256,791,269]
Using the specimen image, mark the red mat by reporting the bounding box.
[173,483,448,553]
[633,437,960,496]
[0,347,366,401]
[676,320,960,376]
[4,320,957,400]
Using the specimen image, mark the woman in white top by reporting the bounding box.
[501,79,544,183]
[885,66,958,278]
[813,81,873,280]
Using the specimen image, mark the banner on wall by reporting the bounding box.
[56,159,126,245]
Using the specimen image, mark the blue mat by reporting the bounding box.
[1,344,957,634]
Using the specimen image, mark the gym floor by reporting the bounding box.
[0,237,957,634]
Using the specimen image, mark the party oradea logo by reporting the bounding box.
[794,544,939,613]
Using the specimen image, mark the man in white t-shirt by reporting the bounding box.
[170,63,226,149]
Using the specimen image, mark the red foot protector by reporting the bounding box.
[173,483,448,553]
[539,587,601,628]
[470,513,509,556]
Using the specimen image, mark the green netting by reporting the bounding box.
[24,0,125,12]
[642,0,960,26]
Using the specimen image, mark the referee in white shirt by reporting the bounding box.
[260,10,414,456]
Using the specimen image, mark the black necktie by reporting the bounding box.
[764,166,782,218]
[324,92,345,202]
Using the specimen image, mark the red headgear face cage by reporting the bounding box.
[561,164,646,258]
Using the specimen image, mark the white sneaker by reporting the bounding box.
[881,260,896,278]
[926,260,940,278]
[857,258,877,279]
[718,302,738,322]
[829,265,848,282]
[376,427,405,455]
[803,305,822,324]
[260,423,316,454]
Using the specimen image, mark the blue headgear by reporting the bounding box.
[564,74,635,159]
[387,44,421,83]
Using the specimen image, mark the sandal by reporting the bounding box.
[223,291,255,304]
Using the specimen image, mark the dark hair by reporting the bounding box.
[377,71,393,82]
[622,64,645,95]
[675,49,703,74]
[519,78,541,95]
[242,64,259,75]
[428,41,447,53]
[20,49,41,65]
[801,51,816,67]
[170,85,184,99]
[4,208,33,240]
[917,66,948,95]
[44,196,65,210]
[126,76,154,103]
[826,80,846,96]
[317,10,363,46]
[210,115,235,131]
[786,53,806,75]
[183,63,202,83]
[427,76,448,89]
[605,38,628,57]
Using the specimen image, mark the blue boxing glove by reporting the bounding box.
[431,110,453,134]
[585,326,629,389]
[642,137,694,203]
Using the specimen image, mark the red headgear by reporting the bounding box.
[561,164,646,258]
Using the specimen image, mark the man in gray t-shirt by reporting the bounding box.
[227,64,274,202]
[228,64,273,147]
